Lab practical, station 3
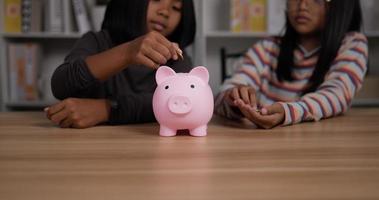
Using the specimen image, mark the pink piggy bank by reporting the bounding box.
[153,66,214,137]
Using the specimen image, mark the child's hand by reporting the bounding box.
[124,31,183,69]
[44,98,110,128]
[235,100,285,129]
[224,85,258,109]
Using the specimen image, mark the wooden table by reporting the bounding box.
[1,109,379,200]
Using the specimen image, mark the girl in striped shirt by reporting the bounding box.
[215,0,368,129]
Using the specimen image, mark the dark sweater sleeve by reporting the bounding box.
[52,30,194,124]
[51,32,102,100]
[108,52,193,125]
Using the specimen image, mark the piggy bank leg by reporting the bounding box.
[159,126,177,137]
[190,125,207,137]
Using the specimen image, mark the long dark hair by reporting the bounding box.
[101,0,196,49]
[276,0,363,94]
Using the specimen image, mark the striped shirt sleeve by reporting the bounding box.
[279,33,369,125]
[214,40,269,119]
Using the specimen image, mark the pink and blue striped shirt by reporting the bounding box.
[215,32,369,126]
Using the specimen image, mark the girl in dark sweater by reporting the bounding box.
[45,0,196,128]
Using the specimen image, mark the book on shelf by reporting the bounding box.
[20,0,30,32]
[2,0,94,34]
[267,0,286,35]
[3,0,42,33]
[7,43,41,102]
[91,5,106,31]
[44,0,63,32]
[63,0,76,33]
[72,0,93,34]
[3,0,22,33]
[230,0,267,33]
[230,0,286,35]
[21,0,42,32]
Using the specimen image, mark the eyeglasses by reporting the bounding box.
[287,0,330,11]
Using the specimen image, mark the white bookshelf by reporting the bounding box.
[1,0,378,111]
[5,100,58,108]
[1,32,82,39]
[0,0,104,111]
[192,0,379,106]
[206,31,271,38]
[193,0,278,92]
[365,31,379,38]
[1,34,80,110]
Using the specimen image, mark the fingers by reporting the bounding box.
[136,32,183,69]
[151,42,171,61]
[260,103,285,116]
[240,87,257,107]
[149,31,182,61]
[244,106,276,129]
[172,43,183,60]
[44,107,50,119]
[71,120,88,129]
[231,87,241,103]
[154,31,174,50]
[253,112,283,129]
[245,106,270,126]
[44,98,105,129]
[147,43,181,64]
[60,117,73,128]
[248,87,257,108]
[235,99,271,128]
[45,102,65,119]
[235,100,284,129]
[50,108,70,126]
[142,43,181,69]
[153,41,182,61]
[151,32,176,59]
[235,99,254,119]
[227,86,257,108]
[139,54,159,69]
[240,87,250,105]
[168,43,178,60]
[145,46,168,66]
[44,100,74,128]
[223,89,236,106]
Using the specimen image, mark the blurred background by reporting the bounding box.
[0,0,378,111]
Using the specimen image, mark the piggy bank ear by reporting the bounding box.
[156,66,176,85]
[189,66,209,83]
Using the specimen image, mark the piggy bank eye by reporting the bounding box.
[165,85,169,90]
[190,84,195,89]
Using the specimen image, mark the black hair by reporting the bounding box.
[101,0,196,48]
[276,0,363,94]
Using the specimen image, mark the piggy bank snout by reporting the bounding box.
[168,96,192,114]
